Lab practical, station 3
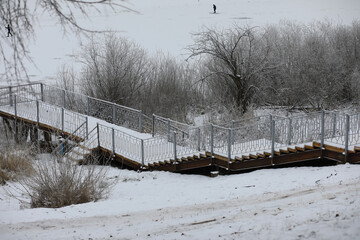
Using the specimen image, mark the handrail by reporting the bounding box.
[51,121,88,157]
[0,82,41,90]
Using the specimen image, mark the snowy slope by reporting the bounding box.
[0,164,359,239]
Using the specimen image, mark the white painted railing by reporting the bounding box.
[1,83,360,167]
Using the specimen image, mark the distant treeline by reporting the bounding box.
[59,20,360,123]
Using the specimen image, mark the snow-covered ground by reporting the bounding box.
[1,164,359,239]
[2,0,359,84]
[1,1,360,239]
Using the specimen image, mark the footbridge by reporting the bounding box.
[1,83,359,173]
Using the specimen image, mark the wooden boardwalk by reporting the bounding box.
[1,83,360,174]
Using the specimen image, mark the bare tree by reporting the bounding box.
[56,64,77,92]
[81,34,149,106]
[140,53,198,121]
[0,0,133,83]
[187,25,278,114]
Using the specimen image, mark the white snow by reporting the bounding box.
[1,1,360,239]
[1,164,359,239]
[1,0,359,84]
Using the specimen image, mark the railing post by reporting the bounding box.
[139,110,143,133]
[9,86,13,106]
[61,108,65,132]
[85,116,89,139]
[87,96,90,116]
[197,127,201,151]
[332,111,337,138]
[231,120,235,144]
[97,123,100,147]
[271,120,275,165]
[40,83,44,102]
[321,110,325,148]
[167,118,171,141]
[287,117,292,145]
[14,95,17,118]
[36,100,40,125]
[112,103,116,124]
[152,114,155,137]
[112,128,115,155]
[173,131,177,164]
[345,114,350,162]
[141,139,145,167]
[227,128,231,165]
[62,89,66,108]
[210,124,214,159]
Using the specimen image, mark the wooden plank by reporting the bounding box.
[348,150,355,154]
[287,147,297,153]
[280,149,289,154]
[249,154,258,159]
[159,161,165,165]
[242,155,250,160]
[200,153,207,158]
[354,146,360,152]
[181,157,188,162]
[257,153,265,158]
[323,144,344,154]
[295,146,305,152]
[100,147,142,169]
[348,153,360,163]
[235,156,242,162]
[313,142,321,148]
[230,158,272,171]
[264,152,272,157]
[213,153,228,162]
[304,145,314,150]
[323,149,345,162]
[273,149,322,165]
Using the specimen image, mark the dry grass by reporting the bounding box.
[21,157,112,208]
[0,147,34,184]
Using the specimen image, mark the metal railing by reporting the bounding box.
[1,83,360,167]
[0,93,87,139]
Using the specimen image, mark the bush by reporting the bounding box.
[20,157,112,208]
[0,147,34,184]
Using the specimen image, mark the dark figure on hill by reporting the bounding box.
[6,24,12,37]
[213,4,216,13]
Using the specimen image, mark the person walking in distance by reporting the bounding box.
[213,4,216,13]
[5,24,12,37]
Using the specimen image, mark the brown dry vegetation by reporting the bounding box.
[0,147,34,184]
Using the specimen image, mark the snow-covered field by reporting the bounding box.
[1,164,359,239]
[1,1,360,239]
[4,0,359,84]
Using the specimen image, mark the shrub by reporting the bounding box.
[0,147,34,184]
[20,157,112,208]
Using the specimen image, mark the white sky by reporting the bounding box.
[3,0,360,83]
